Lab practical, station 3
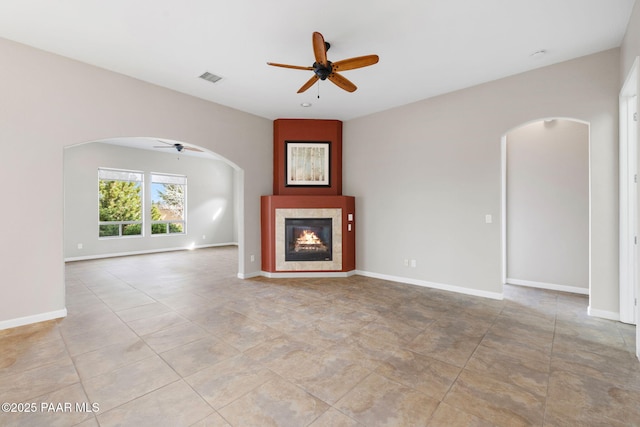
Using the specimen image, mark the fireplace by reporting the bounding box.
[285,218,332,261]
[269,206,345,271]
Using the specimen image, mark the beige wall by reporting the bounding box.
[506,120,589,291]
[345,49,619,313]
[621,0,640,81]
[0,37,271,328]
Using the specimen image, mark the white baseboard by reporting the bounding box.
[0,309,67,331]
[238,271,263,279]
[355,270,504,300]
[506,278,589,295]
[587,306,620,321]
[65,242,238,262]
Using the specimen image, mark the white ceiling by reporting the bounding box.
[0,0,635,123]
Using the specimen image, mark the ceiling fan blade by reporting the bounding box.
[183,146,203,152]
[267,62,313,71]
[312,32,328,67]
[332,55,379,72]
[328,72,357,92]
[153,146,176,148]
[297,75,319,93]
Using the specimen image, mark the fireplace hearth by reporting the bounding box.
[285,218,332,261]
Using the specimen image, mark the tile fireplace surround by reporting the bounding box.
[276,208,342,271]
[261,195,355,276]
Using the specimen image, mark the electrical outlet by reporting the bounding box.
[77,243,83,250]
[410,259,417,268]
[250,255,255,262]
[202,235,206,240]
[403,259,409,267]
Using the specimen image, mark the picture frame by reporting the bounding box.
[285,141,331,186]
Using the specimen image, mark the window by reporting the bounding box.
[151,173,187,235]
[98,168,143,238]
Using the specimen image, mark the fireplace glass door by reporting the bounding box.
[285,218,332,261]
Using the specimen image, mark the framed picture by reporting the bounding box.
[286,141,331,186]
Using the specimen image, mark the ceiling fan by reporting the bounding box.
[153,140,203,153]
[267,32,379,93]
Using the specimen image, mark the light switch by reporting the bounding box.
[348,224,352,231]
[485,214,493,224]
[348,213,353,221]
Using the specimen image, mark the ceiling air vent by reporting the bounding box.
[199,72,222,83]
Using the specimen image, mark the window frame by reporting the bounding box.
[150,172,187,236]
[98,168,144,239]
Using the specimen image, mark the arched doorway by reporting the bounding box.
[501,119,590,300]
[63,137,245,275]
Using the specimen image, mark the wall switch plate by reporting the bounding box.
[77,243,83,249]
[403,259,409,267]
[250,255,255,262]
[348,213,353,221]
[485,214,493,224]
[410,259,417,268]
[348,224,352,231]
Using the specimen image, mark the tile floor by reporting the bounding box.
[1,246,639,426]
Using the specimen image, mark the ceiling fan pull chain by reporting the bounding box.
[317,80,320,99]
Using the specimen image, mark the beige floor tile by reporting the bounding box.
[293,350,372,404]
[336,372,440,426]
[142,320,209,353]
[545,369,640,426]
[125,311,188,336]
[358,316,424,346]
[444,369,545,427]
[338,332,401,371]
[308,408,362,426]
[72,337,155,380]
[375,349,461,400]
[160,336,239,377]
[408,325,483,368]
[0,358,79,402]
[551,336,640,391]
[189,412,232,427]
[218,377,329,427]
[479,330,551,366]
[427,402,495,427]
[82,355,179,412]
[0,329,68,378]
[465,344,549,397]
[61,321,139,357]
[185,354,278,410]
[96,380,213,427]
[115,301,173,322]
[1,383,95,427]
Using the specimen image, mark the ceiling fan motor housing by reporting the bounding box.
[313,61,333,80]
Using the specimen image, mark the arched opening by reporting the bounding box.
[501,118,591,303]
[63,137,244,276]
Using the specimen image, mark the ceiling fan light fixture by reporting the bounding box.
[199,71,223,83]
[301,102,312,107]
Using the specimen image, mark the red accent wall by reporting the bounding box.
[261,195,355,272]
[273,119,343,196]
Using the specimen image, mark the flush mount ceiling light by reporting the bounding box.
[199,71,223,83]
[529,50,547,59]
[301,102,312,107]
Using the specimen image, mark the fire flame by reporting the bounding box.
[297,229,323,245]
